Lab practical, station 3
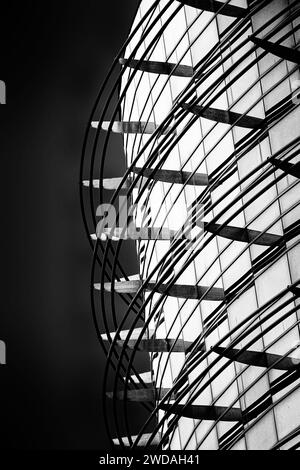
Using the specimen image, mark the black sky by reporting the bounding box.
[0,0,140,450]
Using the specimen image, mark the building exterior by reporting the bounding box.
[81,0,300,450]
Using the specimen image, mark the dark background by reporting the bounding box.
[0,0,140,450]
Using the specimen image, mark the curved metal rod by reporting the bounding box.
[99,32,298,352]
[102,127,300,444]
[83,0,300,448]
[115,220,300,448]
[105,207,300,446]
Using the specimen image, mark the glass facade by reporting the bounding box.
[81,0,300,450]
